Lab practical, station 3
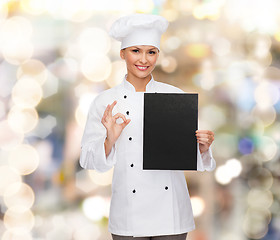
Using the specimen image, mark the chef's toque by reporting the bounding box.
[109,13,168,50]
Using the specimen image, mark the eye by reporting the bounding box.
[132,49,139,53]
[149,51,156,55]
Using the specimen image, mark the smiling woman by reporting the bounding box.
[79,13,216,240]
[120,46,159,92]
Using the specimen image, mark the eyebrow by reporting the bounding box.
[132,47,157,51]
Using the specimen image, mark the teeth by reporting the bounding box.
[137,66,148,70]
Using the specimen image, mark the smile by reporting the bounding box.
[135,65,149,71]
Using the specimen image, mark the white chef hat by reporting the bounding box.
[109,13,168,50]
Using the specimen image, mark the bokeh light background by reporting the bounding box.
[1,0,280,239]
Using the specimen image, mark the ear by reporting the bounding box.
[120,49,125,60]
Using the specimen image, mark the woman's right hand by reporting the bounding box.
[101,100,130,155]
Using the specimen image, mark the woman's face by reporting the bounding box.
[120,45,159,81]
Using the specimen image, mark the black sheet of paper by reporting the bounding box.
[143,93,198,170]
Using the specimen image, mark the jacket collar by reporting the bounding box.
[123,74,155,93]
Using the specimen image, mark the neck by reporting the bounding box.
[126,73,152,92]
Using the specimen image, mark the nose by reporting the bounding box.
[139,53,148,64]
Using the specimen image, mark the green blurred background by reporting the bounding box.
[0,0,280,239]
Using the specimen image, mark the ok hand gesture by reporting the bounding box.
[101,100,131,146]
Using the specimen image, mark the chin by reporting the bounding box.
[138,70,153,78]
[137,73,151,79]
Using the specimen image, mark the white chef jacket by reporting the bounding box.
[80,75,216,237]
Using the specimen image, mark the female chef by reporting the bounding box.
[80,14,216,240]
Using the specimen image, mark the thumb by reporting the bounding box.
[120,119,131,129]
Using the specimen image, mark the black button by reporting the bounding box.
[132,189,136,193]
[124,95,127,99]
[130,163,134,167]
[165,186,168,190]
[126,111,129,115]
[129,137,132,141]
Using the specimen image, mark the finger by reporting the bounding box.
[196,131,214,141]
[102,114,108,123]
[196,133,210,138]
[103,104,110,119]
[108,101,117,117]
[199,139,213,145]
[101,114,107,126]
[101,118,106,127]
[120,119,131,129]
[196,133,214,140]
[197,137,211,144]
[113,113,127,122]
[196,131,214,138]
[196,130,214,136]
[197,136,214,144]
[102,108,108,122]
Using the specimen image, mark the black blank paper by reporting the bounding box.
[143,93,198,170]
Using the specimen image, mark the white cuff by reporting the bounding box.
[80,135,117,172]
[197,143,216,172]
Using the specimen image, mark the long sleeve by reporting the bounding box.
[79,98,117,173]
[197,143,216,171]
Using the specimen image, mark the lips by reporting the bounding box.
[135,65,149,71]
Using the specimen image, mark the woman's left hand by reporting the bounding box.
[196,130,215,154]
